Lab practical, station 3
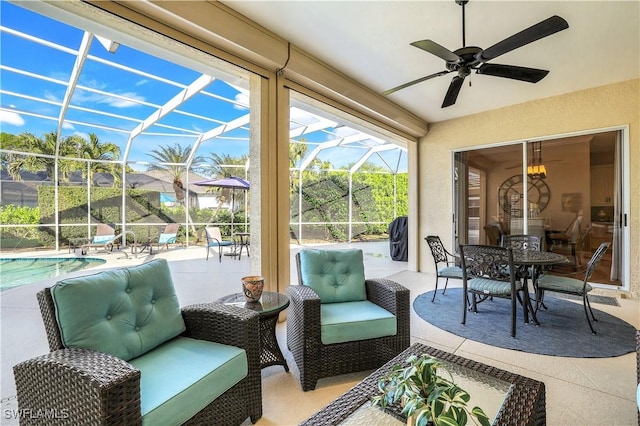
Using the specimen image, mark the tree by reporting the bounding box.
[5,131,77,182]
[146,144,204,204]
[76,133,121,187]
[207,153,249,210]
[208,153,248,179]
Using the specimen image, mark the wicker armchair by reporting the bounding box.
[287,249,410,391]
[14,288,262,425]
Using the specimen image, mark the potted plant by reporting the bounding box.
[371,354,491,426]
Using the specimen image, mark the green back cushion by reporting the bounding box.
[299,249,366,303]
[158,233,175,244]
[51,258,186,361]
[92,235,113,244]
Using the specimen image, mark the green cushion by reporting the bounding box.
[468,277,522,295]
[129,337,247,426]
[320,300,396,345]
[438,266,463,278]
[299,249,366,303]
[538,275,592,293]
[158,233,176,244]
[51,259,186,361]
[92,235,114,244]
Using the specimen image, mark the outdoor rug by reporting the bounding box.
[413,288,636,357]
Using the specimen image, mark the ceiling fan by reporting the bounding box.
[383,0,569,108]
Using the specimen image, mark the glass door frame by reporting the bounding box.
[452,125,630,292]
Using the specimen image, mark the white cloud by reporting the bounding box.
[44,91,61,102]
[73,90,145,108]
[234,92,249,110]
[0,110,25,126]
[72,131,89,140]
[62,121,75,130]
[135,79,148,87]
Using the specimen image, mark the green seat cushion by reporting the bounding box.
[320,300,396,345]
[158,233,176,244]
[438,266,463,278]
[468,277,522,295]
[538,275,592,293]
[299,249,366,303]
[208,240,234,247]
[51,258,186,361]
[129,337,247,426]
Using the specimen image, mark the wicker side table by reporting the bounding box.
[218,291,290,371]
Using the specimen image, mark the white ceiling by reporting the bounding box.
[222,1,640,123]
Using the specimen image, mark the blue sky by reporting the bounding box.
[0,1,406,173]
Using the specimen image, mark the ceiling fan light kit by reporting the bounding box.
[384,0,569,108]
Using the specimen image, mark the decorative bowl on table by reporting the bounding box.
[241,275,264,302]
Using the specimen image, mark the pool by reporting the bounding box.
[0,257,107,291]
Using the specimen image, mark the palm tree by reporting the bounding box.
[207,153,249,209]
[208,153,248,179]
[6,131,76,182]
[146,144,204,204]
[76,133,121,187]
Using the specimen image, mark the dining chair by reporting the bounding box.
[205,226,235,262]
[459,244,521,337]
[535,242,610,334]
[501,234,541,251]
[425,236,463,302]
[502,234,543,291]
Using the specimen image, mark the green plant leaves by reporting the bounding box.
[371,354,489,426]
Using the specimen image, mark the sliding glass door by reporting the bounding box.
[454,130,625,287]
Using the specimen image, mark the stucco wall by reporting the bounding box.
[418,78,639,296]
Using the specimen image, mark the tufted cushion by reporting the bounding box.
[468,277,522,295]
[158,233,176,244]
[51,258,186,361]
[92,235,114,244]
[299,249,366,303]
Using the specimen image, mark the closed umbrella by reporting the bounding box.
[193,176,250,234]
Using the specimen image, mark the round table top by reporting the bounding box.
[218,291,289,315]
[511,249,569,266]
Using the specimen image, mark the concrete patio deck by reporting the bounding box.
[1,241,638,425]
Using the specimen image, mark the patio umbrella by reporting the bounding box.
[194,176,250,233]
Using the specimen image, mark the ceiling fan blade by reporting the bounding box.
[477,63,549,83]
[411,40,461,63]
[383,70,451,95]
[478,15,569,62]
[442,75,465,108]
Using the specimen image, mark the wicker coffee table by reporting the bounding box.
[301,343,545,425]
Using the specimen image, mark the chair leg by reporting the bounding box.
[462,289,468,325]
[432,276,439,302]
[510,293,517,338]
[442,278,449,296]
[583,294,598,334]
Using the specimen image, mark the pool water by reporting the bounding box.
[0,257,106,291]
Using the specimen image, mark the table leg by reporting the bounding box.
[522,273,540,326]
[259,313,289,371]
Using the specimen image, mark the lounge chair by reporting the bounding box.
[81,223,119,255]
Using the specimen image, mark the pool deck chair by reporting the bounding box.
[81,223,118,255]
[148,223,180,254]
[205,227,235,262]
